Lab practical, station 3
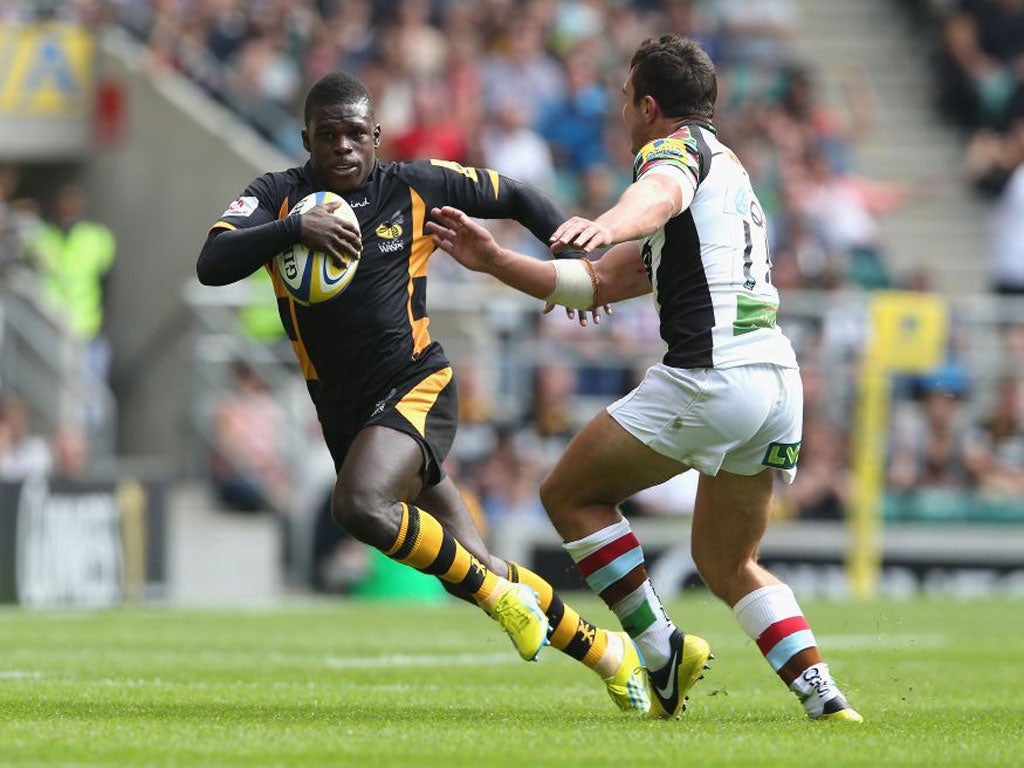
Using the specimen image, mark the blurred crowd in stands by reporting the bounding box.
[905,0,1024,293]
[104,0,913,535]
[115,0,929,291]
[0,161,114,486]
[4,0,1024,568]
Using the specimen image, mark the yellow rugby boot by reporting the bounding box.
[488,584,550,662]
[794,664,864,722]
[646,629,712,719]
[602,631,650,713]
[814,696,864,723]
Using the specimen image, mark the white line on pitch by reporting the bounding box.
[817,633,948,650]
[0,670,43,679]
[705,633,948,651]
[323,652,521,669]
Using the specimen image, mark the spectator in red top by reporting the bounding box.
[392,78,468,162]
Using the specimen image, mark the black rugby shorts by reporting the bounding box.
[323,366,458,487]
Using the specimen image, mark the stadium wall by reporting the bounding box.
[87,31,291,459]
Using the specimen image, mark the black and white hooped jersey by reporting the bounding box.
[633,122,798,370]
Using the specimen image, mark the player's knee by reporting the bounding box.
[538,471,570,517]
[330,488,399,550]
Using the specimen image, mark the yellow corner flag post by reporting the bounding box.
[849,292,948,600]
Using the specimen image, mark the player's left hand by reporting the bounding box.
[543,301,613,327]
[426,206,501,272]
[550,216,612,254]
[300,201,361,266]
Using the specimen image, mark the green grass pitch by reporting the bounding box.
[1,594,1021,767]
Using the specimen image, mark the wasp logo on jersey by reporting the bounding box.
[376,211,404,240]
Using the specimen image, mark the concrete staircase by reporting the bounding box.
[167,484,285,605]
[791,0,990,294]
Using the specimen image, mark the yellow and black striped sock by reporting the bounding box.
[385,503,505,607]
[508,562,610,672]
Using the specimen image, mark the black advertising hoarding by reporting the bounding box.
[0,477,166,606]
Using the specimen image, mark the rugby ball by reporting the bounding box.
[275,191,360,305]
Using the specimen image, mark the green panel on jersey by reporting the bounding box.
[763,441,801,469]
[733,294,779,336]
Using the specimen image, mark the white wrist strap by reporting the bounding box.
[546,258,598,310]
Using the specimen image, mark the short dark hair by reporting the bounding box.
[629,36,717,121]
[304,72,374,126]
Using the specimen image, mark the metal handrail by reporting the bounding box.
[0,283,117,455]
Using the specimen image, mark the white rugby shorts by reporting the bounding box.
[606,362,803,483]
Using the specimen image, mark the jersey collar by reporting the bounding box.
[673,118,717,134]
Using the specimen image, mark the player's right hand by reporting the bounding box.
[543,301,614,327]
[299,201,362,266]
[426,206,501,272]
[550,216,612,254]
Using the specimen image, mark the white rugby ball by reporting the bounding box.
[275,191,360,305]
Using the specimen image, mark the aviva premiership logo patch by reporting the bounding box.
[633,135,699,182]
[762,441,801,470]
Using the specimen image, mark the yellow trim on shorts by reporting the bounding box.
[395,366,453,437]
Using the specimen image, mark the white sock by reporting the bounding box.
[733,584,817,673]
[632,618,677,670]
[594,630,624,679]
[564,520,677,670]
[790,663,843,718]
[562,519,632,560]
[479,576,515,611]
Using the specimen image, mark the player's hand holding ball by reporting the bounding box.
[277,191,361,305]
[299,194,362,266]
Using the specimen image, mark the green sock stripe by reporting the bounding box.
[621,601,657,636]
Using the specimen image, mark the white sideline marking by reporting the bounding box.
[20,678,447,693]
[324,651,520,670]
[818,633,948,650]
[0,670,43,679]
[710,633,948,651]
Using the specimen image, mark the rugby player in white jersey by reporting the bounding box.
[426,35,862,722]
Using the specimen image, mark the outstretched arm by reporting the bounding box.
[426,206,651,308]
[550,173,687,253]
[424,161,611,324]
[427,206,555,299]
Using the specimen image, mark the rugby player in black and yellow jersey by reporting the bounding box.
[197,72,648,712]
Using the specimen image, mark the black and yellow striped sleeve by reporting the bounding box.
[409,159,571,249]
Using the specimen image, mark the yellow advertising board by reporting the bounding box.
[849,291,950,600]
[867,291,949,373]
[1,22,94,117]
[0,21,95,157]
